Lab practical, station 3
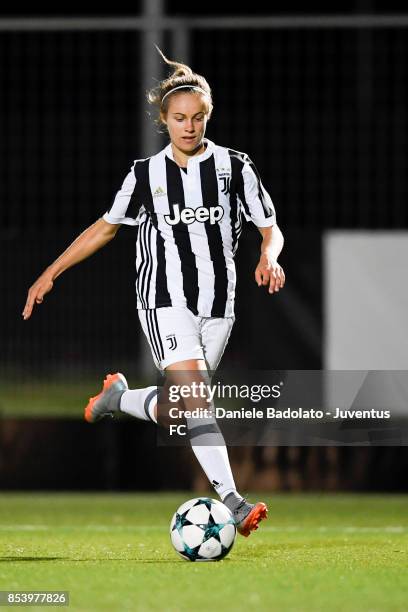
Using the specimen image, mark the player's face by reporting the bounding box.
[161,92,210,155]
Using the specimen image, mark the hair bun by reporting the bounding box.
[146,46,213,132]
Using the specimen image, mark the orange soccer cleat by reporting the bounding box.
[235,501,268,537]
[84,373,128,423]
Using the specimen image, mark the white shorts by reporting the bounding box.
[138,306,235,372]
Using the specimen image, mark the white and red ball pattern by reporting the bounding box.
[170,498,236,562]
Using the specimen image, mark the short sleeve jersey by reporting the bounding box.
[103,138,276,318]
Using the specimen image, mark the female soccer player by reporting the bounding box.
[22,49,285,537]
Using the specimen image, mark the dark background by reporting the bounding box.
[1,4,407,490]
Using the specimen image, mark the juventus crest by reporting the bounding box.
[220,176,231,195]
[166,334,178,351]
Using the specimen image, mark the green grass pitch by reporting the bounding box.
[0,493,407,611]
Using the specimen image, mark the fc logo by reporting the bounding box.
[220,176,231,195]
[166,334,177,351]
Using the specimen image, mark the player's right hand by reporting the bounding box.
[22,273,54,320]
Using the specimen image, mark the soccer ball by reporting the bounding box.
[170,497,236,562]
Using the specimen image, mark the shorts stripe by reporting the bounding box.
[146,310,161,363]
[152,309,164,360]
[147,309,165,363]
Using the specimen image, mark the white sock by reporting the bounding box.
[121,388,238,500]
[190,444,237,501]
[120,387,158,423]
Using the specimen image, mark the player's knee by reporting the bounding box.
[157,363,213,428]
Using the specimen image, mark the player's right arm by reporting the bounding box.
[22,218,120,320]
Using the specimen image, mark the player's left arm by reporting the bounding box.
[240,155,285,293]
[255,224,285,293]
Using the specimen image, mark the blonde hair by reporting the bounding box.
[147,46,213,131]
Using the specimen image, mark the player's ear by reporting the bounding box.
[160,111,167,126]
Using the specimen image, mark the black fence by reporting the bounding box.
[2,15,407,490]
[1,26,407,232]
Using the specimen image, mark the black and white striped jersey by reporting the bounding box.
[103,138,276,318]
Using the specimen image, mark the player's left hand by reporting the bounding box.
[255,254,285,293]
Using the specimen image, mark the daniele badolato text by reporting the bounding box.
[166,384,390,421]
[167,407,391,420]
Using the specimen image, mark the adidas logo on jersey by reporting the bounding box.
[165,203,224,226]
[153,186,166,197]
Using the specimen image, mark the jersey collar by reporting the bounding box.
[164,138,215,166]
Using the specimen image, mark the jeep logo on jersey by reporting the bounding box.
[164,203,224,226]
